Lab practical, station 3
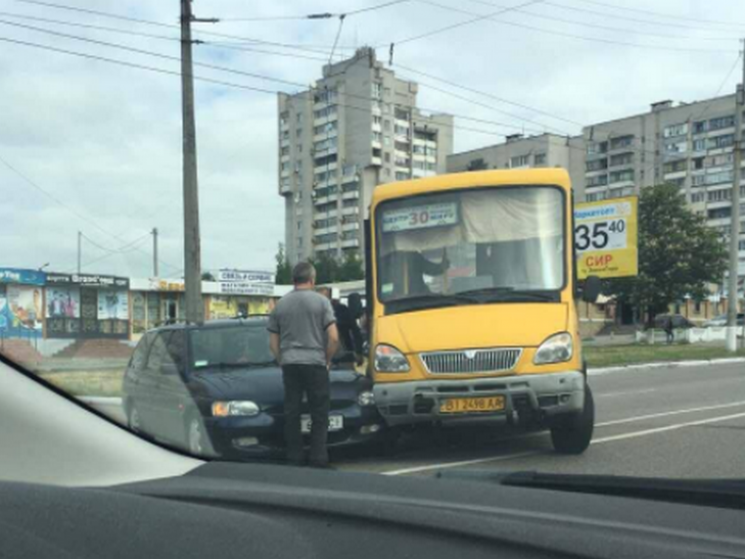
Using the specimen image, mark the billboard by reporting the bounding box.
[46,287,81,319]
[97,290,129,320]
[574,196,638,280]
[0,268,45,286]
[1,285,43,337]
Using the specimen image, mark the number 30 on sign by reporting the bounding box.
[573,196,638,279]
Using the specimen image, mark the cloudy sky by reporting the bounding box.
[1,0,743,278]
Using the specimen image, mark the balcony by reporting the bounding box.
[279,182,292,196]
[342,191,360,200]
[341,221,360,232]
[342,206,360,216]
[663,170,687,181]
[341,238,360,248]
[371,156,382,166]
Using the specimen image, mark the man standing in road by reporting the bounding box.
[268,262,339,467]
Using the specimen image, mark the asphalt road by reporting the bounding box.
[86,361,745,479]
[334,361,745,478]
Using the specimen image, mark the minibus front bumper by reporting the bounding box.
[373,371,585,427]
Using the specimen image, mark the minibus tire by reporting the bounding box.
[550,385,594,455]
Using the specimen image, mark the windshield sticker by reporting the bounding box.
[382,283,394,294]
[195,360,209,367]
[382,202,458,233]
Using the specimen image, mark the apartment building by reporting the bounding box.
[446,132,585,196]
[277,47,454,265]
[582,96,745,263]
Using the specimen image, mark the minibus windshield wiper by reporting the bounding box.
[455,287,559,302]
[384,292,484,313]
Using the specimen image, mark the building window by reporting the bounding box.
[693,138,706,151]
[708,207,731,220]
[691,192,705,203]
[692,157,704,170]
[384,152,391,163]
[663,159,687,173]
[313,105,337,120]
[610,152,633,166]
[586,141,608,155]
[708,189,731,202]
[280,162,290,172]
[314,121,337,135]
[534,153,546,165]
[383,136,391,146]
[663,123,688,138]
[373,115,382,126]
[280,146,290,156]
[395,171,410,180]
[609,169,634,183]
[709,115,735,131]
[586,174,608,187]
[383,119,391,131]
[394,124,408,136]
[510,154,529,168]
[372,131,382,143]
[692,174,706,187]
[279,111,289,126]
[394,107,410,121]
[297,221,303,230]
[610,135,633,149]
[706,170,733,185]
[693,121,706,134]
[372,82,382,100]
[706,134,734,150]
[664,140,687,154]
[586,158,608,172]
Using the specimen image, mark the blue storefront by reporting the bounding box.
[0,268,46,340]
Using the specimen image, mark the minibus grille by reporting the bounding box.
[420,348,522,374]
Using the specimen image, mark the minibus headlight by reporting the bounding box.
[374,344,410,372]
[534,333,573,365]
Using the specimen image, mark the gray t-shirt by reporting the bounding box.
[267,289,336,367]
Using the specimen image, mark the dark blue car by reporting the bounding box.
[121,317,385,460]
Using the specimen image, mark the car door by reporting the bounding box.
[139,331,175,442]
[154,330,191,445]
[123,333,152,426]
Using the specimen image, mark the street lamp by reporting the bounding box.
[38,263,50,272]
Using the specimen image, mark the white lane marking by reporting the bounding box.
[381,451,540,476]
[597,388,657,399]
[589,357,745,376]
[596,400,745,427]
[592,411,745,445]
[382,401,745,476]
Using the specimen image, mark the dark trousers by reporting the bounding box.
[282,364,330,465]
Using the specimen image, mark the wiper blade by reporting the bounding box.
[435,470,745,511]
[389,292,483,305]
[455,288,558,302]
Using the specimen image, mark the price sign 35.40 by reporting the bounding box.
[575,218,627,252]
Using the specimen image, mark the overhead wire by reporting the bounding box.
[459,0,741,41]
[411,0,733,53]
[388,0,544,47]
[219,0,411,21]
[564,0,745,29]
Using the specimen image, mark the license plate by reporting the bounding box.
[439,396,505,414]
[301,415,344,433]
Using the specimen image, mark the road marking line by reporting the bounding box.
[382,402,745,476]
[597,388,657,398]
[381,451,540,476]
[596,400,745,427]
[592,411,745,445]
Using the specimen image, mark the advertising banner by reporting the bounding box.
[47,273,129,289]
[1,285,43,336]
[97,290,129,320]
[46,287,81,319]
[0,268,45,286]
[217,270,275,284]
[574,196,639,279]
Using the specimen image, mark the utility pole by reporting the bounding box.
[152,227,159,278]
[77,231,82,274]
[726,39,745,352]
[180,0,216,323]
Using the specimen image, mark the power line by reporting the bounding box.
[414,0,733,53]
[565,0,745,30]
[389,0,544,47]
[0,143,180,273]
[0,32,555,135]
[460,0,740,41]
[80,231,151,255]
[328,15,346,64]
[220,0,411,21]
[393,62,584,127]
[684,52,744,129]
[0,18,311,88]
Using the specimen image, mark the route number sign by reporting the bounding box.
[382,202,459,233]
[574,196,638,279]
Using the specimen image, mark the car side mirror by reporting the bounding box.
[582,275,602,303]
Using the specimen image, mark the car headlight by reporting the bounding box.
[212,400,260,417]
[534,332,573,365]
[358,391,375,407]
[374,344,410,372]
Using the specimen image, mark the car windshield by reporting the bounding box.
[191,325,276,369]
[376,187,564,308]
[2,0,745,492]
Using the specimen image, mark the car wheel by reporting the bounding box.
[127,404,142,433]
[550,385,595,455]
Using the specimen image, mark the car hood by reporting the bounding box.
[189,366,370,406]
[377,303,569,353]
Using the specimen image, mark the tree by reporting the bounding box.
[275,243,292,285]
[309,251,339,284]
[338,251,364,282]
[201,272,216,281]
[605,183,727,326]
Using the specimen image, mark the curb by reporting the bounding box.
[589,357,745,376]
